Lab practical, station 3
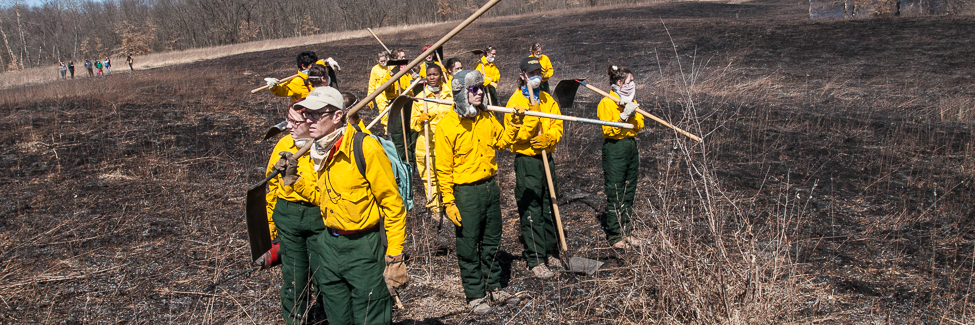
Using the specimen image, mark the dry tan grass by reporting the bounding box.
[0,21,452,91]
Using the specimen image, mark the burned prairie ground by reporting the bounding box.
[0,0,973,323]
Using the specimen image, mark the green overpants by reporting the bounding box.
[271,199,326,325]
[539,80,551,95]
[454,177,503,300]
[486,85,500,106]
[310,228,392,325]
[601,138,639,245]
[514,154,560,268]
[388,99,418,164]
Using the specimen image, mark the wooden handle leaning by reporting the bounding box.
[251,73,300,93]
[367,28,392,53]
[366,78,423,130]
[580,82,702,142]
[541,149,568,252]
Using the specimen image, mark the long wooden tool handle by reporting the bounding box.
[478,64,494,105]
[542,150,568,251]
[413,97,634,129]
[526,83,568,252]
[580,81,702,142]
[251,73,300,93]
[366,78,423,130]
[367,28,391,53]
[347,0,502,118]
[435,52,450,83]
[422,100,433,201]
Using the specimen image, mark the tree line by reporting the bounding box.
[0,0,658,72]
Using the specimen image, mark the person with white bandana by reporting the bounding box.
[596,65,644,249]
[411,64,453,215]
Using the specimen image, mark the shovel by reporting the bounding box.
[263,121,288,140]
[553,78,586,109]
[566,256,605,275]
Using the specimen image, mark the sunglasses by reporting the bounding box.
[303,110,338,121]
[467,85,485,94]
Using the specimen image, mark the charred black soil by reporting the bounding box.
[0,0,973,323]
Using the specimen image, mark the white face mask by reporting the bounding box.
[487,57,495,63]
[293,138,312,148]
[427,85,440,93]
[527,75,542,89]
[613,81,636,103]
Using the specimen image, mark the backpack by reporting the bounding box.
[350,124,415,212]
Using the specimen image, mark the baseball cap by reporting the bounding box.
[520,57,542,72]
[294,87,344,111]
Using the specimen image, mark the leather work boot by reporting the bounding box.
[547,256,565,271]
[531,264,555,279]
[468,297,492,315]
[490,289,520,306]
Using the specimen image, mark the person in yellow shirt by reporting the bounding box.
[418,45,444,79]
[597,65,645,249]
[443,57,463,84]
[473,46,500,106]
[265,51,341,102]
[367,51,393,111]
[264,105,326,325]
[411,64,452,214]
[504,56,564,279]
[284,87,407,325]
[529,43,554,94]
[435,69,525,315]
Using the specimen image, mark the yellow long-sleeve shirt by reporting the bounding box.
[269,59,330,101]
[292,123,406,256]
[264,135,317,240]
[598,90,645,139]
[435,110,519,203]
[411,85,453,157]
[504,89,563,156]
[474,56,500,87]
[368,64,395,110]
[269,72,312,102]
[531,54,554,82]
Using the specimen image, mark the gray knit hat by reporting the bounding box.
[451,70,484,118]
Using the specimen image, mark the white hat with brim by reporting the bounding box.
[294,87,344,111]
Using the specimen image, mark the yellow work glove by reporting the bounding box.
[383,254,409,296]
[444,201,462,227]
[530,133,556,150]
[416,112,431,124]
[489,82,498,88]
[509,106,527,128]
[528,103,540,112]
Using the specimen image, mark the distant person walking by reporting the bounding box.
[474,46,500,106]
[84,59,93,77]
[68,61,75,79]
[95,60,103,76]
[58,62,67,79]
[104,58,112,75]
[126,53,134,71]
[529,43,554,94]
[597,65,644,249]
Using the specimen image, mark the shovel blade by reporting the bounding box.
[264,121,289,140]
[568,256,604,275]
[554,79,585,109]
[245,182,273,262]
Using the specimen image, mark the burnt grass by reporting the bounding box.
[1,0,974,323]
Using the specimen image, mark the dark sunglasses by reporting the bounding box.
[467,85,485,94]
[303,109,338,121]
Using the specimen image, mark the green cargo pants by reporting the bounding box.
[602,138,639,245]
[310,227,392,325]
[486,85,500,106]
[514,154,560,269]
[454,177,503,300]
[271,199,326,325]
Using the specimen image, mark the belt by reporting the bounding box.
[458,175,494,187]
[328,225,378,237]
[284,199,317,208]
